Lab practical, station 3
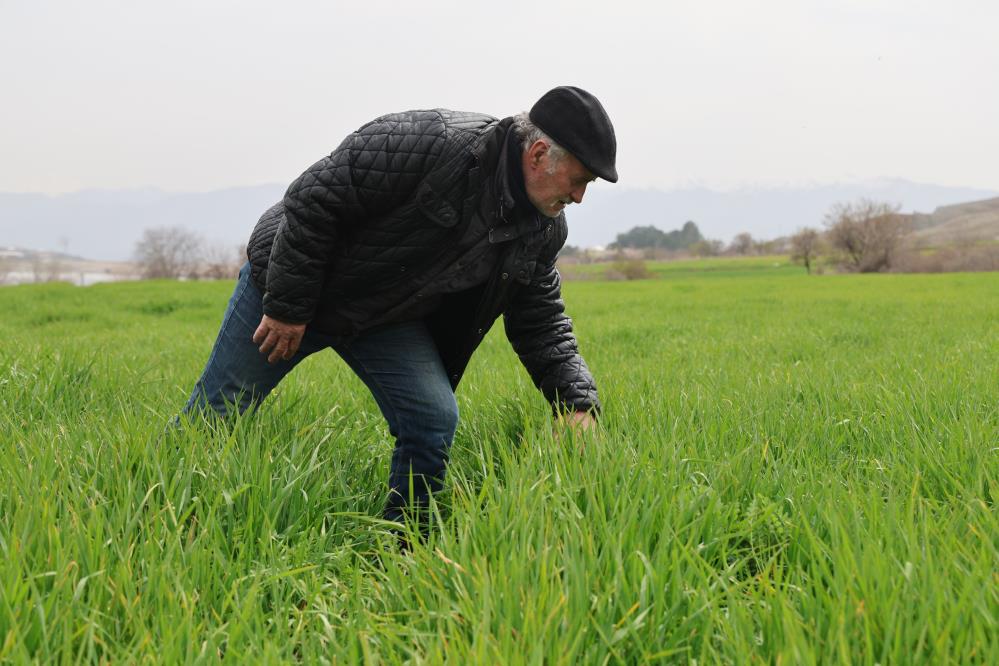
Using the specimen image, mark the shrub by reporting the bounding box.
[604,259,654,281]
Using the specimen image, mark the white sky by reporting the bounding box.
[1,0,996,194]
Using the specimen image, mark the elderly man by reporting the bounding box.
[183,86,617,525]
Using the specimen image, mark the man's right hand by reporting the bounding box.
[252,315,307,364]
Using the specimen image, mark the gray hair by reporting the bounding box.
[513,112,567,171]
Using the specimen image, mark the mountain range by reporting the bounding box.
[1,179,996,261]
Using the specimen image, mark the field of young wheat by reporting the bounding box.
[1,260,996,663]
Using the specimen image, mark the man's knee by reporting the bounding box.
[424,390,459,442]
[392,379,459,440]
[439,392,460,436]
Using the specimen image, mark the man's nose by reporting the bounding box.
[571,183,587,204]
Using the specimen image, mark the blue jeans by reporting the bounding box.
[184,263,459,522]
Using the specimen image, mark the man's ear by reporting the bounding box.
[526,140,549,170]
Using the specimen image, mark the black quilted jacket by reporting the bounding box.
[246,109,599,414]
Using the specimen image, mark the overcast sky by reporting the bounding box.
[1,0,996,195]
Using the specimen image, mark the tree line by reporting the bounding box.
[132,199,993,282]
[608,221,703,251]
[597,198,989,274]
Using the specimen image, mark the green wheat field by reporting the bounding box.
[1,258,996,663]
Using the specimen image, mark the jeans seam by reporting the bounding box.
[199,270,252,390]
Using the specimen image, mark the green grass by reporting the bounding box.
[561,254,804,280]
[0,267,996,663]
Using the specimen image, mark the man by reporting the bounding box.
[183,86,618,525]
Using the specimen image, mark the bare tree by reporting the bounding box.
[790,227,821,274]
[824,199,910,272]
[198,242,245,280]
[728,232,755,255]
[134,226,202,279]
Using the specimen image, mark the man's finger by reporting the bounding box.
[252,319,269,345]
[258,329,279,356]
[284,333,303,359]
[268,341,288,364]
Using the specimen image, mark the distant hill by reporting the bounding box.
[0,246,87,262]
[0,246,138,286]
[0,185,285,261]
[910,196,999,245]
[1,179,996,260]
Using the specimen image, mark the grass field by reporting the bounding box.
[563,255,803,280]
[1,259,997,663]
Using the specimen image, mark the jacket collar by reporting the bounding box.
[490,118,542,243]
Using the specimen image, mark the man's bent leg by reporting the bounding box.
[183,263,329,420]
[334,321,459,524]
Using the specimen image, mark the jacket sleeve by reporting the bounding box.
[263,113,447,323]
[503,235,601,415]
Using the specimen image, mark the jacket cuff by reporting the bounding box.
[262,293,313,325]
[550,392,601,418]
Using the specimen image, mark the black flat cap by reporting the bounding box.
[529,86,618,183]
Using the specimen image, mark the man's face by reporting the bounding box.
[522,141,596,218]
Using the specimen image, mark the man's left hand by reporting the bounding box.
[564,411,596,431]
[252,314,307,364]
[554,410,597,448]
